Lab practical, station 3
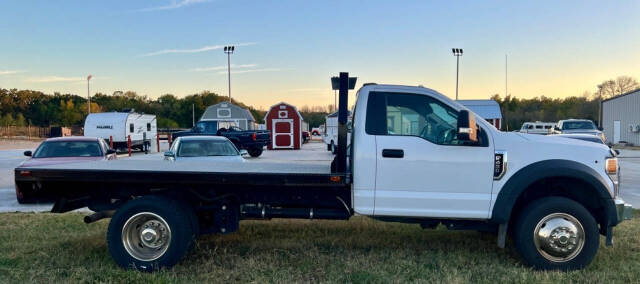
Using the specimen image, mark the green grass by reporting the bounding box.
[1,211,639,283]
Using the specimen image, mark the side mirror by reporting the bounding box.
[457,110,478,143]
[614,149,621,155]
[554,126,561,131]
[106,149,117,155]
[240,149,248,156]
[24,150,32,157]
[164,151,175,158]
[598,127,604,131]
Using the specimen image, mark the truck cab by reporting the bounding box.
[351,85,495,217]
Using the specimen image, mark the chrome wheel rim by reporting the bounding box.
[122,212,172,261]
[533,213,584,262]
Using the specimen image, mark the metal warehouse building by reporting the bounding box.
[602,89,640,145]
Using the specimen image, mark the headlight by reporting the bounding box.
[605,157,620,197]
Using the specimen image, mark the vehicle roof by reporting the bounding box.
[359,84,497,131]
[523,121,556,124]
[176,136,231,141]
[551,133,602,138]
[559,119,594,122]
[44,136,101,142]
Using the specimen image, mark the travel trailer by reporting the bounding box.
[84,111,157,152]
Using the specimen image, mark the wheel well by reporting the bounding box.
[508,176,610,234]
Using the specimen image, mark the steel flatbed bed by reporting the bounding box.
[15,159,351,214]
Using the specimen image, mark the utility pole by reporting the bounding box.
[87,75,92,114]
[505,54,508,131]
[452,48,463,100]
[223,46,235,102]
[505,54,508,99]
[192,104,195,127]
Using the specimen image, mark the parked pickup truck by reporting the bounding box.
[171,121,270,157]
[14,74,632,272]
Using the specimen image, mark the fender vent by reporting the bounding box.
[494,151,507,180]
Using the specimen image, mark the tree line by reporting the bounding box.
[0,88,334,129]
[0,75,637,130]
[492,76,638,131]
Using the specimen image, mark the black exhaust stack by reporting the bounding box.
[333,72,356,174]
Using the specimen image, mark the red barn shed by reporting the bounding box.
[264,102,304,150]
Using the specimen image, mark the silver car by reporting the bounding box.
[553,119,605,141]
[164,136,246,162]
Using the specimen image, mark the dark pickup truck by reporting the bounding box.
[172,121,270,157]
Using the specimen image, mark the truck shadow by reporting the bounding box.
[183,217,523,271]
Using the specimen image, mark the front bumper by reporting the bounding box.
[615,198,633,222]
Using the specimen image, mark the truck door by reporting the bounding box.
[369,91,495,219]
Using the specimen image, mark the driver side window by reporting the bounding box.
[385,93,459,145]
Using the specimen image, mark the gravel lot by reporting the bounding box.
[1,139,638,212]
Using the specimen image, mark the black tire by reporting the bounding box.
[248,147,263,157]
[107,195,198,272]
[15,186,37,204]
[513,196,599,271]
[16,194,33,204]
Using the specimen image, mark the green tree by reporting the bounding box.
[0,113,14,126]
[14,113,26,126]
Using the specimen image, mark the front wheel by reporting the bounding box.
[513,197,599,270]
[107,196,198,272]
[248,147,263,157]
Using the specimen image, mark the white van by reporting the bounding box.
[84,111,157,152]
[519,121,555,135]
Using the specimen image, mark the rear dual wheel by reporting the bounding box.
[513,197,599,270]
[107,196,198,272]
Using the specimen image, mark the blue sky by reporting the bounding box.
[1,0,638,109]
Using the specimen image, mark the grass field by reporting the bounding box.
[1,211,639,283]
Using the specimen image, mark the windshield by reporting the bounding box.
[33,141,103,158]
[562,121,596,130]
[177,140,239,157]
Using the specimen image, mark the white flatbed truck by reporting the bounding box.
[15,73,632,271]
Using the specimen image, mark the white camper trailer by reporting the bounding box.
[323,110,352,153]
[84,111,157,152]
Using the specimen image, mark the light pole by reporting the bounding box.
[87,75,92,114]
[452,48,463,100]
[223,45,235,102]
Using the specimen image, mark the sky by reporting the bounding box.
[1,0,639,110]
